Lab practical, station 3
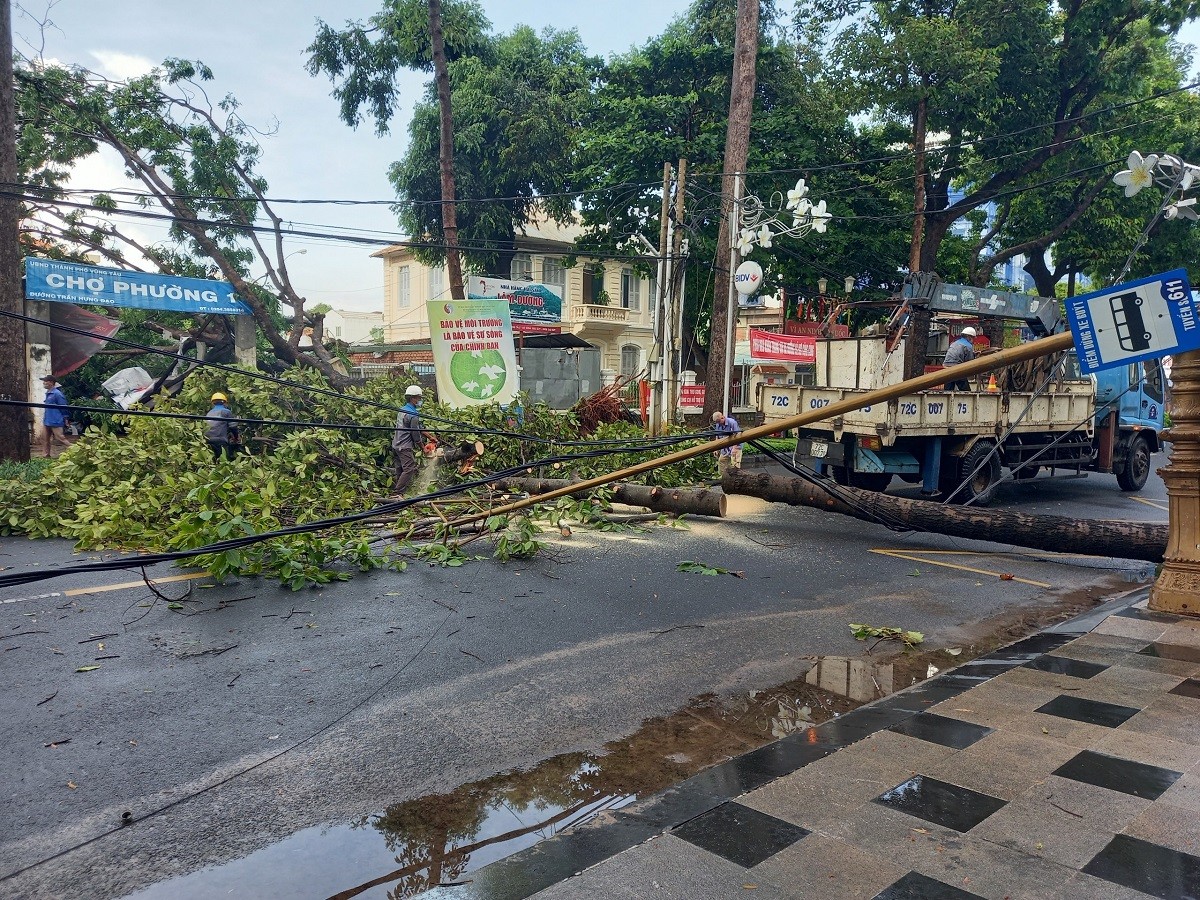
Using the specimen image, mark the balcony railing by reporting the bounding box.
[571,304,629,326]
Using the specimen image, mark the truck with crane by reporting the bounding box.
[757,278,1165,505]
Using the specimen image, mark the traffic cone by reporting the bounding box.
[986,374,999,392]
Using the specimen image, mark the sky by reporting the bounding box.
[21,0,696,311]
[21,2,1200,313]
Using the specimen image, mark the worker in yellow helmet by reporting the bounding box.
[204,392,240,461]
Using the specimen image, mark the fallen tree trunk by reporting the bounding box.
[723,469,1166,563]
[493,477,727,518]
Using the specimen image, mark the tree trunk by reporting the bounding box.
[704,0,759,419]
[439,440,484,465]
[919,212,952,273]
[1023,253,1060,299]
[903,304,932,381]
[908,94,928,273]
[429,0,464,300]
[722,469,1166,563]
[0,0,27,462]
[494,476,727,518]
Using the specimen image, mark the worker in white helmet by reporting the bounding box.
[943,326,978,391]
[391,384,434,494]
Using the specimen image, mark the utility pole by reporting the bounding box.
[428,0,464,300]
[0,0,26,462]
[705,0,759,419]
[667,158,687,426]
[649,162,672,436]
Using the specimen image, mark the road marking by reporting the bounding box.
[63,572,210,596]
[885,549,1105,560]
[870,548,1052,588]
[1,591,62,605]
[1,572,210,606]
[1129,495,1169,512]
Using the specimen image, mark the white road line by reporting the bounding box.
[1,572,210,606]
[1,591,62,605]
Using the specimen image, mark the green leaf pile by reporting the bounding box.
[1,368,715,589]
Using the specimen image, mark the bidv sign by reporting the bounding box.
[25,259,252,316]
[734,260,763,296]
[1065,268,1196,373]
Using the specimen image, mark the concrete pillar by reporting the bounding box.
[1150,347,1200,616]
[233,315,256,369]
[25,299,51,448]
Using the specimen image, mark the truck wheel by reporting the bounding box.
[951,441,1002,506]
[1117,435,1151,491]
[1013,465,1039,481]
[831,466,892,493]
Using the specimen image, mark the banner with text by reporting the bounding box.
[427,300,520,408]
[467,276,563,333]
[25,258,251,315]
[749,328,817,363]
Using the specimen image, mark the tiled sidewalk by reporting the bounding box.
[430,597,1200,900]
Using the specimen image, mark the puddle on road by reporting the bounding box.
[121,675,861,900]
[119,573,1149,900]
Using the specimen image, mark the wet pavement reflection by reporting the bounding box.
[121,674,861,900]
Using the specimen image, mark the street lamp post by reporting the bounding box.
[1113,151,1200,615]
[726,178,833,410]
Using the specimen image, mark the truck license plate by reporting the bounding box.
[810,441,828,458]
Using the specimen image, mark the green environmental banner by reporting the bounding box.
[427,299,519,408]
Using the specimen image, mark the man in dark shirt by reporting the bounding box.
[204,392,240,461]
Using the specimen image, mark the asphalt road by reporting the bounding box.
[0,453,1167,899]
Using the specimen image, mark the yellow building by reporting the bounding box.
[372,219,656,380]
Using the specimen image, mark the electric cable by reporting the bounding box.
[2,398,717,449]
[745,438,915,532]
[0,308,713,448]
[0,434,718,591]
[0,607,457,884]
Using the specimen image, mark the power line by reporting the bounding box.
[3,309,718,448]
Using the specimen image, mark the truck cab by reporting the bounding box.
[1093,357,1164,491]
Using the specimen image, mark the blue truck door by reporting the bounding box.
[1118,360,1164,430]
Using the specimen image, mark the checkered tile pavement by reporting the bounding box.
[426,602,1200,900]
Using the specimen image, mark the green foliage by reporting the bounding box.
[677,559,744,577]
[0,368,714,588]
[490,514,542,561]
[810,0,1200,282]
[307,0,492,133]
[849,623,925,648]
[391,25,600,273]
[0,459,50,484]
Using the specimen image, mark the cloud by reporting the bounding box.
[89,50,155,81]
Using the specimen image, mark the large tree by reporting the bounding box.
[571,0,910,373]
[17,59,353,385]
[389,25,599,275]
[814,0,1200,279]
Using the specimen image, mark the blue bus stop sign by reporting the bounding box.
[25,258,252,316]
[1065,268,1196,373]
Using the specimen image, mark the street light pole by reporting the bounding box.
[1110,151,1200,615]
[722,172,742,415]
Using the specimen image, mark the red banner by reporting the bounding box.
[513,321,563,335]
[749,328,817,363]
[679,384,706,407]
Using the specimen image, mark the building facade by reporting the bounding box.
[322,308,383,344]
[372,220,656,381]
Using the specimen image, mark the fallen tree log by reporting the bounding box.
[493,477,727,518]
[722,469,1166,563]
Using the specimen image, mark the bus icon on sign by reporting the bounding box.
[1109,291,1152,352]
